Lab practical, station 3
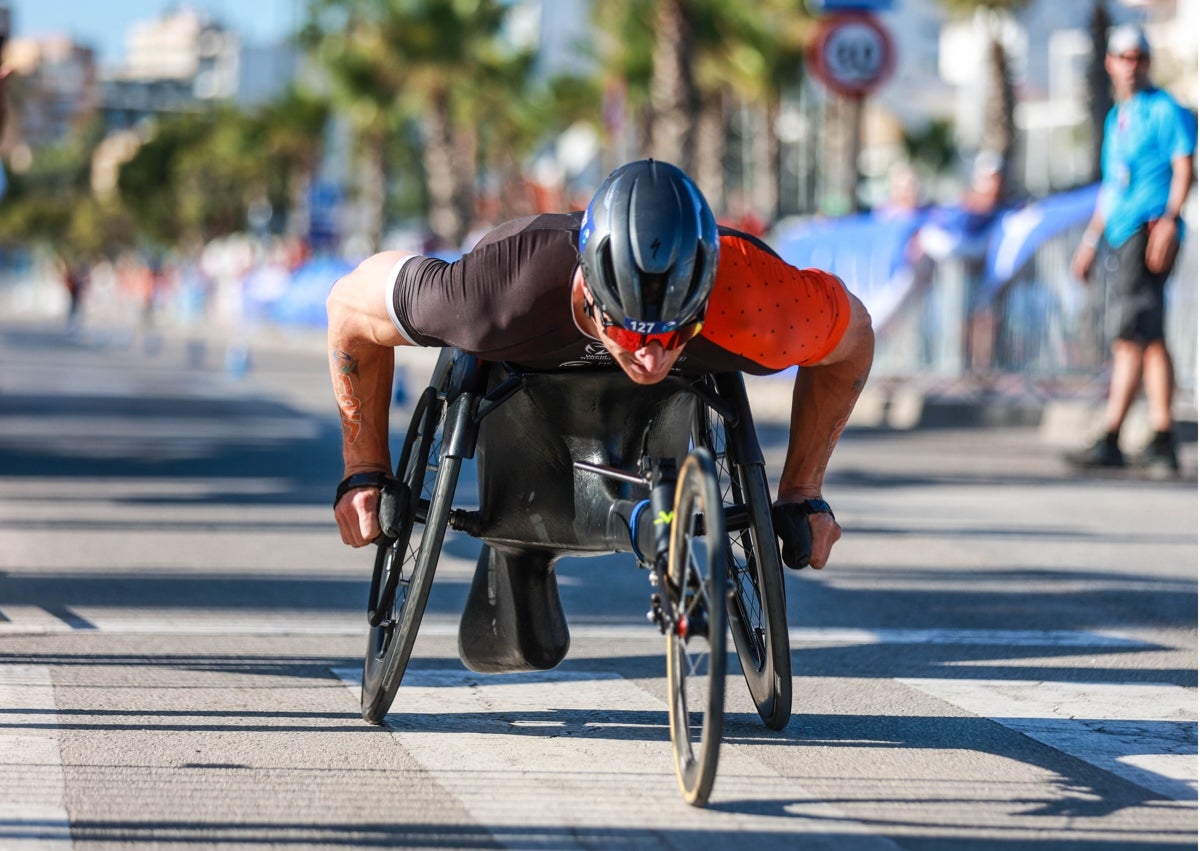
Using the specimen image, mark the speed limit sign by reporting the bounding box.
[808,14,896,98]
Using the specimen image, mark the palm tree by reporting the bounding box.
[937,0,1032,192]
[592,0,657,163]
[255,86,331,237]
[595,0,811,220]
[304,0,523,249]
[694,0,810,221]
[1084,0,1113,183]
[647,0,699,169]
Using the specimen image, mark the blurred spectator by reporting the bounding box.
[916,150,1008,264]
[875,163,924,220]
[57,257,88,333]
[719,191,767,238]
[461,193,502,253]
[901,150,1014,372]
[1065,24,1196,477]
[962,149,1006,214]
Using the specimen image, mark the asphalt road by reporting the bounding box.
[0,318,1195,850]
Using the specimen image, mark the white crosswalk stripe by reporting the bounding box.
[901,678,1197,801]
[0,666,73,850]
[332,659,1196,847]
[333,667,904,850]
[0,608,1168,650]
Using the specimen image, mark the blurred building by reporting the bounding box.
[238,42,301,107]
[3,5,298,150]
[102,6,298,131]
[2,5,300,188]
[1,34,100,151]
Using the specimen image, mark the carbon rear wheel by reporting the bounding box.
[694,381,792,730]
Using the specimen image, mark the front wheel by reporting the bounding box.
[361,387,460,724]
[666,449,727,807]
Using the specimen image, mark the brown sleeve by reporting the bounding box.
[390,217,581,355]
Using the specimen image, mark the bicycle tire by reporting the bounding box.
[666,448,727,807]
[694,379,792,730]
[361,386,460,724]
[367,387,436,628]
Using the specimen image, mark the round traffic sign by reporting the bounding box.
[808,14,896,98]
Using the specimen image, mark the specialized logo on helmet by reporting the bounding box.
[579,207,592,252]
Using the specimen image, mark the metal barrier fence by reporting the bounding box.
[872,199,1198,402]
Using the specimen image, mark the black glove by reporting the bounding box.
[334,472,409,541]
[771,499,835,569]
[771,503,813,569]
[376,479,411,540]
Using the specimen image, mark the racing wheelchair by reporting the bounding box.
[360,347,792,806]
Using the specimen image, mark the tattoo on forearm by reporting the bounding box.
[331,350,362,443]
[824,370,869,463]
[823,414,849,471]
[333,350,357,375]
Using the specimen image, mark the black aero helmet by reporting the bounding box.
[578,160,719,332]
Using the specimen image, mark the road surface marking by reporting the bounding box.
[0,610,1164,650]
[334,667,902,850]
[0,665,73,850]
[787,627,1151,648]
[901,678,1197,801]
[0,607,73,632]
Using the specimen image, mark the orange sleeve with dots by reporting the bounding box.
[700,234,851,370]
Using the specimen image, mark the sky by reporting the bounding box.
[4,0,302,68]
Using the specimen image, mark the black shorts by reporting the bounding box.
[1107,223,1173,343]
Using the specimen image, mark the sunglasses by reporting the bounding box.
[586,298,704,352]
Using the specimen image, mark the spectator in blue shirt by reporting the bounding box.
[1068,24,1196,477]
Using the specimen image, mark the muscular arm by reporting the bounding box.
[777,289,874,568]
[326,250,416,546]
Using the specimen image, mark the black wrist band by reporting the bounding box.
[799,497,835,521]
[334,471,392,508]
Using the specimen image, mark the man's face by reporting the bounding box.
[573,269,688,385]
[598,333,685,385]
[1106,50,1149,100]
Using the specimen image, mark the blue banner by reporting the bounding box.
[774,209,923,327]
[773,184,1099,326]
[983,184,1098,297]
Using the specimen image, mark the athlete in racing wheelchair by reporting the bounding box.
[327,159,874,725]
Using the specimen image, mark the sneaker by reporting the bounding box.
[1138,434,1179,479]
[1064,437,1125,469]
